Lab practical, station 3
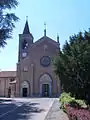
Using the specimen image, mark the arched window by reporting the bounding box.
[22,40,28,50]
[40,73,52,82]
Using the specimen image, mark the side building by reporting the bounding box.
[0,71,16,97]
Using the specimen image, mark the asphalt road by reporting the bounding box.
[0,98,55,120]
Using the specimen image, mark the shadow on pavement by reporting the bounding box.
[0,100,24,117]
[0,102,45,120]
[13,103,45,120]
[0,99,13,103]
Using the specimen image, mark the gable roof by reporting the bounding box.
[33,36,59,47]
[0,71,16,78]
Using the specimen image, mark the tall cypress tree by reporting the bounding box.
[54,30,90,104]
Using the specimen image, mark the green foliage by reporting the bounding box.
[75,99,87,108]
[59,92,87,111]
[0,0,19,48]
[54,30,90,104]
[59,92,74,112]
[68,100,81,108]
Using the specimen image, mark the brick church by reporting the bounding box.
[0,20,61,97]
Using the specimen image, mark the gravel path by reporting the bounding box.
[44,99,69,120]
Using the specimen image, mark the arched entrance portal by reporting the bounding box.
[21,81,30,97]
[40,74,52,97]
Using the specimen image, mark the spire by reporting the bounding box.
[44,22,46,36]
[57,33,59,43]
[23,16,30,34]
[57,34,60,50]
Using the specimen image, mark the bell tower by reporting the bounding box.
[18,19,33,62]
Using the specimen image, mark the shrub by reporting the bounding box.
[59,92,73,112]
[76,99,87,108]
[59,92,87,111]
[68,100,81,108]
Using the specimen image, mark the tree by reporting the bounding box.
[0,0,19,48]
[54,30,90,104]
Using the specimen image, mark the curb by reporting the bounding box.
[44,99,56,120]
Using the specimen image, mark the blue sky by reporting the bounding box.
[0,0,90,71]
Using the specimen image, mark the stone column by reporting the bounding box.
[31,64,34,96]
[40,83,42,97]
[49,84,52,97]
[16,63,21,97]
[10,84,14,97]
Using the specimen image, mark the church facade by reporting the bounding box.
[0,20,61,97]
[16,20,61,97]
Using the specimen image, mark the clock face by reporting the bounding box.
[22,52,27,58]
[40,56,51,67]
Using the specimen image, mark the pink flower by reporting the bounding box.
[65,105,90,120]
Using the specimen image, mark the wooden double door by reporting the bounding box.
[42,84,49,97]
[22,88,28,97]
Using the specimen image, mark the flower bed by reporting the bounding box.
[65,104,90,120]
[59,92,90,120]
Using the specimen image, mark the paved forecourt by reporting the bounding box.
[0,98,55,120]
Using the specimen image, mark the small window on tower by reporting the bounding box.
[23,67,28,72]
[22,40,28,50]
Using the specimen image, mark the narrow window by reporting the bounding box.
[22,40,28,50]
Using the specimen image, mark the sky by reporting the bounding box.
[0,0,90,71]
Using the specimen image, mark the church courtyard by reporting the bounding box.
[0,98,69,120]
